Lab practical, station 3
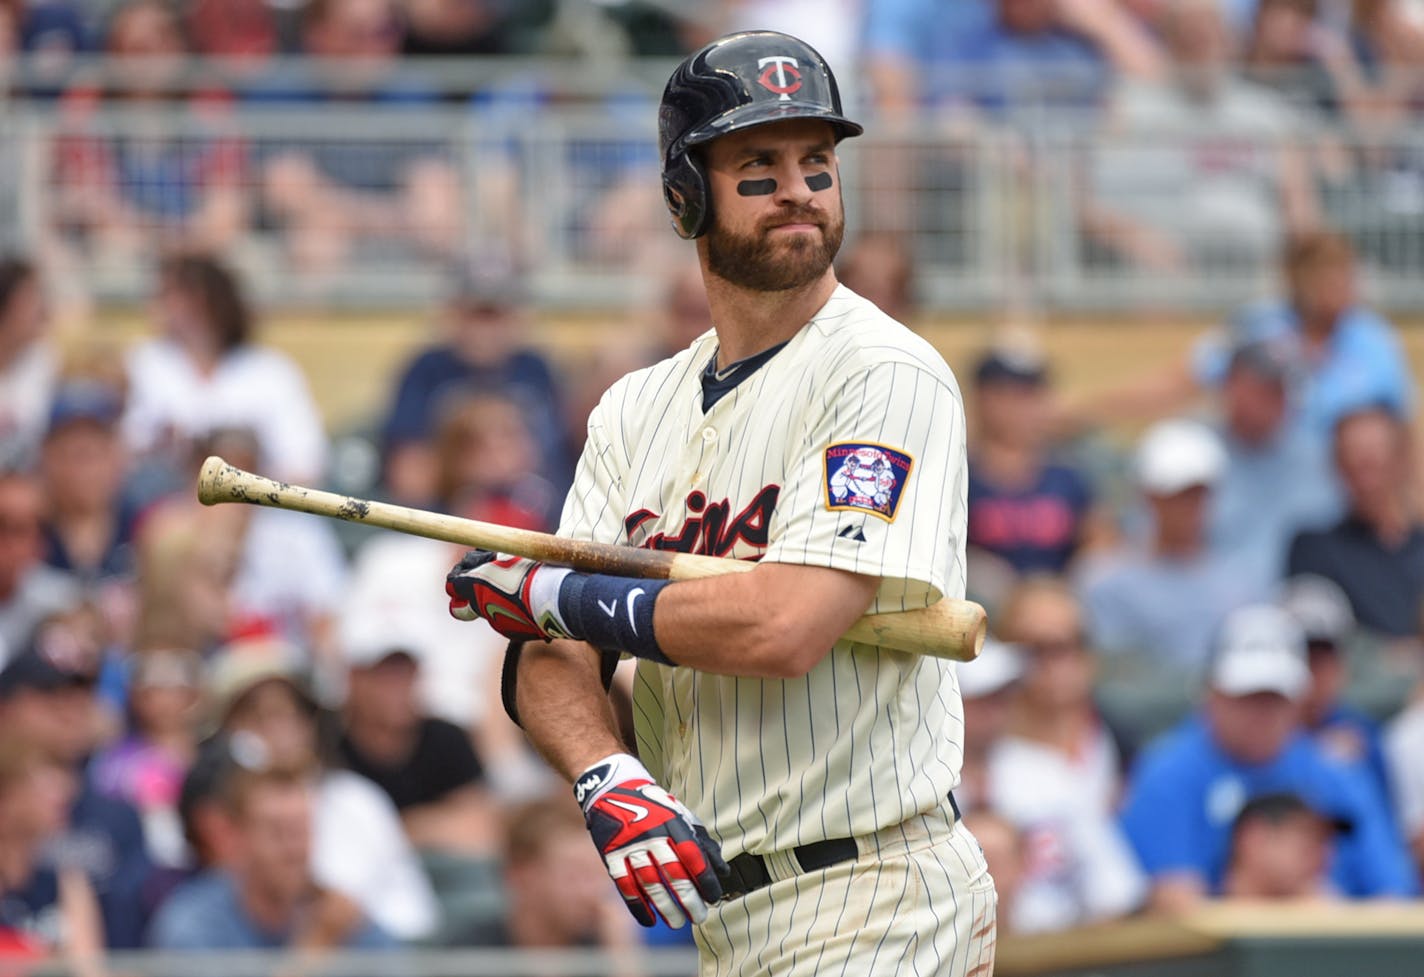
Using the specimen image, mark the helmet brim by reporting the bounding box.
[675,101,863,157]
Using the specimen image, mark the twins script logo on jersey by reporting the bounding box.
[824,442,913,522]
[624,486,780,556]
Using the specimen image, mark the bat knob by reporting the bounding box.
[196,455,234,506]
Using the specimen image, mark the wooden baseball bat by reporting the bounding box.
[196,456,985,662]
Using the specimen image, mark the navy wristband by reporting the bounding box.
[557,574,675,665]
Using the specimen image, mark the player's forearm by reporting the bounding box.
[516,638,628,782]
[452,553,880,682]
[652,562,879,678]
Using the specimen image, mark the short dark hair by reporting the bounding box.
[1225,340,1290,385]
[159,253,252,352]
[0,255,36,320]
[1231,791,1350,839]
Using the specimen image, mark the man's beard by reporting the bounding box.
[705,203,845,292]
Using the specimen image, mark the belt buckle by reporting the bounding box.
[718,851,771,902]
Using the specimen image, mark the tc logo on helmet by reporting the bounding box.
[757,56,802,100]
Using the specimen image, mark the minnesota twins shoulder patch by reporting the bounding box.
[823,442,914,522]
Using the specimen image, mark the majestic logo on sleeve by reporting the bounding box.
[824,443,913,522]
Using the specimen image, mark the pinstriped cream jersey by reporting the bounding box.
[558,285,967,858]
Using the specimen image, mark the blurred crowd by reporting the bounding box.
[960,225,1424,932]
[2,216,1423,969]
[3,0,1424,297]
[0,247,682,972]
[0,0,1422,972]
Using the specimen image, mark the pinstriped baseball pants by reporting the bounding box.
[694,801,998,977]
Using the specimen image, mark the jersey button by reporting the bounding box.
[701,426,717,443]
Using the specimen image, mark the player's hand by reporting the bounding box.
[575,753,727,929]
[445,549,572,641]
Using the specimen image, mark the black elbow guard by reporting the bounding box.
[500,640,624,730]
[500,640,526,728]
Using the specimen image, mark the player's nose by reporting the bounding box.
[770,160,816,207]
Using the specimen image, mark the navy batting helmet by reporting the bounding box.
[658,31,863,240]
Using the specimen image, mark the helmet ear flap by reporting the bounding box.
[662,151,710,240]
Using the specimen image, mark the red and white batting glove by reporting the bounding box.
[574,753,727,929]
[445,549,572,642]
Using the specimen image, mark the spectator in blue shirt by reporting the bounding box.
[1194,234,1415,437]
[38,382,139,587]
[0,635,153,949]
[967,348,1101,579]
[149,762,394,955]
[1209,340,1342,593]
[865,0,1162,118]
[382,268,569,514]
[0,733,106,968]
[1120,604,1416,912]
[1278,575,1394,810]
[1067,231,1414,452]
[1079,418,1262,670]
[1288,406,1424,638]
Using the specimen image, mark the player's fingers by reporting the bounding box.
[673,836,724,904]
[606,855,657,927]
[621,892,658,929]
[668,823,725,902]
[444,582,478,622]
[647,838,708,925]
[665,873,709,926]
[628,849,687,929]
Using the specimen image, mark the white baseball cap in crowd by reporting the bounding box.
[1277,574,1356,647]
[1136,418,1228,496]
[1209,604,1310,699]
[957,639,1026,700]
[339,609,430,670]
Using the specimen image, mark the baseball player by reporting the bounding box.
[445,30,996,977]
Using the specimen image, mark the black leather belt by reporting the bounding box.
[720,792,961,901]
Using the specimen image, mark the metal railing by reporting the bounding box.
[20,947,700,977]
[5,81,1424,312]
